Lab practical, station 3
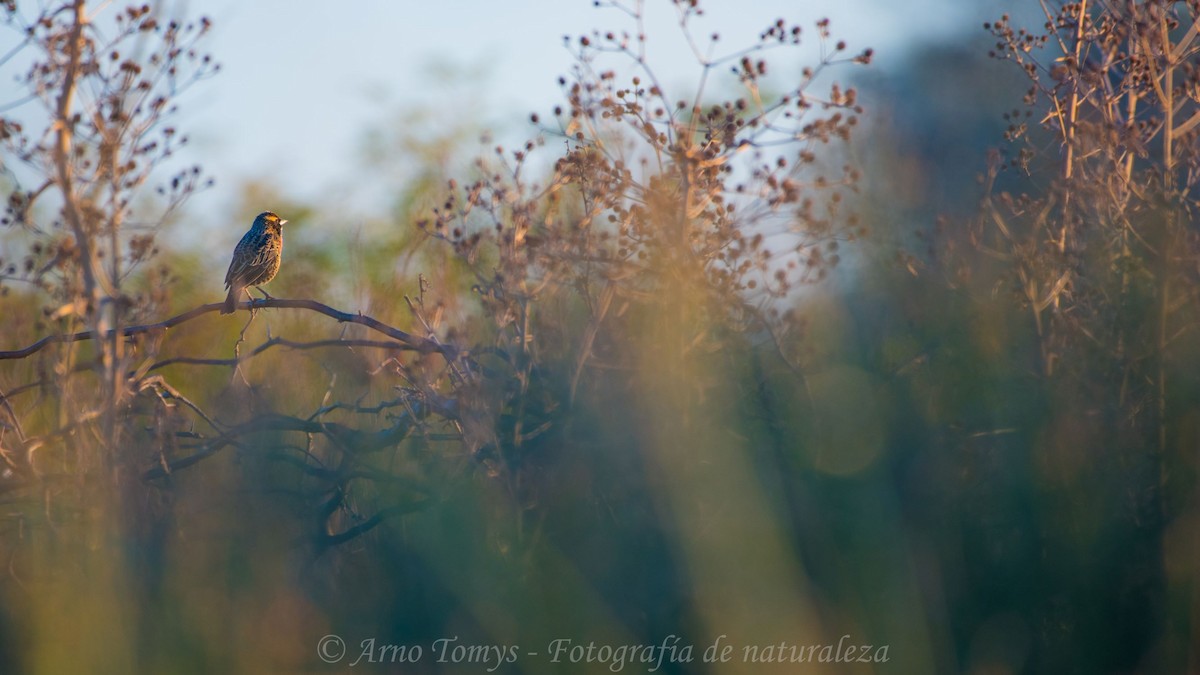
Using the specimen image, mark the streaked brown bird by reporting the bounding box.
[221,211,286,314]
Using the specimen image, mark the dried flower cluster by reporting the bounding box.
[421,0,870,383]
[1,2,216,312]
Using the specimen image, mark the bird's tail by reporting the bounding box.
[221,287,239,314]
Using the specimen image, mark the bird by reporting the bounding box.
[221,211,286,314]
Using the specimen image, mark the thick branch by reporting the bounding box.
[0,298,455,361]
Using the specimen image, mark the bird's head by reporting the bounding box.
[256,211,287,230]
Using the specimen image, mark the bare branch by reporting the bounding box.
[0,298,457,361]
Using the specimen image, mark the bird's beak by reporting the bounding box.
[280,220,288,225]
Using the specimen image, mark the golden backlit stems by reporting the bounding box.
[1156,10,1173,491]
[993,3,1200,518]
[33,2,137,637]
[1057,0,1086,257]
[1142,7,1200,487]
[53,1,96,299]
[52,0,127,445]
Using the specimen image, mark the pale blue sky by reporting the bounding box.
[176,0,987,222]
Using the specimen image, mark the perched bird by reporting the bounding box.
[221,211,286,314]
